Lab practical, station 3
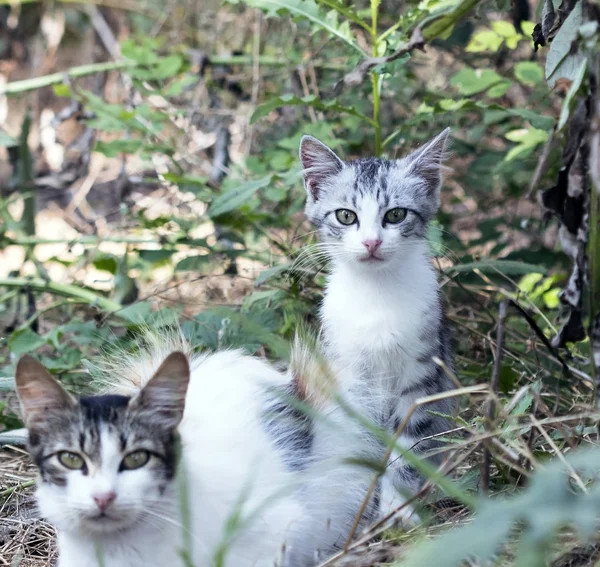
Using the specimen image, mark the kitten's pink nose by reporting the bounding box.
[93,491,116,512]
[362,239,382,254]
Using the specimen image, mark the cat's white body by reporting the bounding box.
[40,350,305,567]
[321,243,440,516]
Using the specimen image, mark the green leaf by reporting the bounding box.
[504,128,548,161]
[251,94,373,125]
[227,0,365,54]
[116,301,153,325]
[208,175,273,217]
[255,264,290,287]
[175,255,212,272]
[466,30,504,52]
[545,2,584,87]
[95,139,144,157]
[508,109,555,130]
[53,83,72,97]
[515,61,544,86]
[557,58,587,131]
[8,328,46,355]
[0,130,17,148]
[446,260,547,276]
[450,69,504,96]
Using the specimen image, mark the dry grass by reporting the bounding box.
[0,446,56,567]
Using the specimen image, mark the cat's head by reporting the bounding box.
[15,352,189,536]
[299,129,449,270]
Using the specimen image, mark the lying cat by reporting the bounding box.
[16,343,308,567]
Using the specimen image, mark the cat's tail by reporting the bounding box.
[93,325,193,396]
[287,330,337,410]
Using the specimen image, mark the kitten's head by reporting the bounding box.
[15,352,189,536]
[299,129,449,270]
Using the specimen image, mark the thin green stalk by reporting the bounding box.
[0,61,137,95]
[0,278,122,314]
[0,480,35,499]
[370,0,382,155]
[18,112,35,238]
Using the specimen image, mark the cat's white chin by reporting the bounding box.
[79,511,140,534]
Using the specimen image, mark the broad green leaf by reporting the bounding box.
[251,94,373,125]
[227,0,365,54]
[487,80,511,98]
[515,61,544,86]
[175,255,212,272]
[491,20,518,38]
[466,29,503,52]
[508,109,555,130]
[208,175,273,217]
[446,260,547,276]
[8,328,46,355]
[545,2,584,87]
[557,58,587,131]
[450,69,504,96]
[53,83,71,97]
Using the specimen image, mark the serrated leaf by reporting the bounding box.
[251,94,372,125]
[208,175,273,217]
[228,0,363,54]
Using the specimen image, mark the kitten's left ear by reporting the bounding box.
[403,127,450,197]
[15,355,77,428]
[299,135,344,201]
[129,352,190,430]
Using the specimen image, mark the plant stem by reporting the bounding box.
[370,0,382,155]
[0,480,35,499]
[0,278,122,314]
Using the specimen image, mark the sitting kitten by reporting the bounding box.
[297,130,455,529]
[16,345,307,567]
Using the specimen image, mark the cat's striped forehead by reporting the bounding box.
[27,394,178,488]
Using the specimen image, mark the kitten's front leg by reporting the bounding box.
[377,457,421,528]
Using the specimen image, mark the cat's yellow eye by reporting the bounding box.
[58,451,85,470]
[335,209,357,226]
[121,450,150,471]
[384,208,407,224]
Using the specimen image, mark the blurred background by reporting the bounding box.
[1,0,599,565]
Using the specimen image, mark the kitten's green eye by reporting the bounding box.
[121,450,150,471]
[58,451,85,470]
[335,209,357,225]
[384,208,407,224]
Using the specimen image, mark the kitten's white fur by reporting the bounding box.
[41,347,306,567]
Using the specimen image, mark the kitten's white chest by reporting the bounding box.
[322,263,437,391]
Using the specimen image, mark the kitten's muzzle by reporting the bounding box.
[93,491,116,513]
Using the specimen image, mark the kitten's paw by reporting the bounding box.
[377,493,420,529]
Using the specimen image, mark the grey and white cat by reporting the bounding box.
[15,341,311,567]
[291,130,455,557]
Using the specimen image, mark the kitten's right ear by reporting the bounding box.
[130,352,190,430]
[299,136,344,200]
[16,355,76,427]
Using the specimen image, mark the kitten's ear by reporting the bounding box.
[299,135,344,200]
[16,355,76,427]
[403,127,450,197]
[129,351,189,430]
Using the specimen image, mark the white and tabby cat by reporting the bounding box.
[292,130,455,552]
[15,341,309,567]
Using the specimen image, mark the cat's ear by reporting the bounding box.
[299,136,344,200]
[403,127,450,198]
[129,351,189,429]
[16,355,76,427]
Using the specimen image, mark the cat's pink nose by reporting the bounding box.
[93,491,116,512]
[362,239,382,254]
